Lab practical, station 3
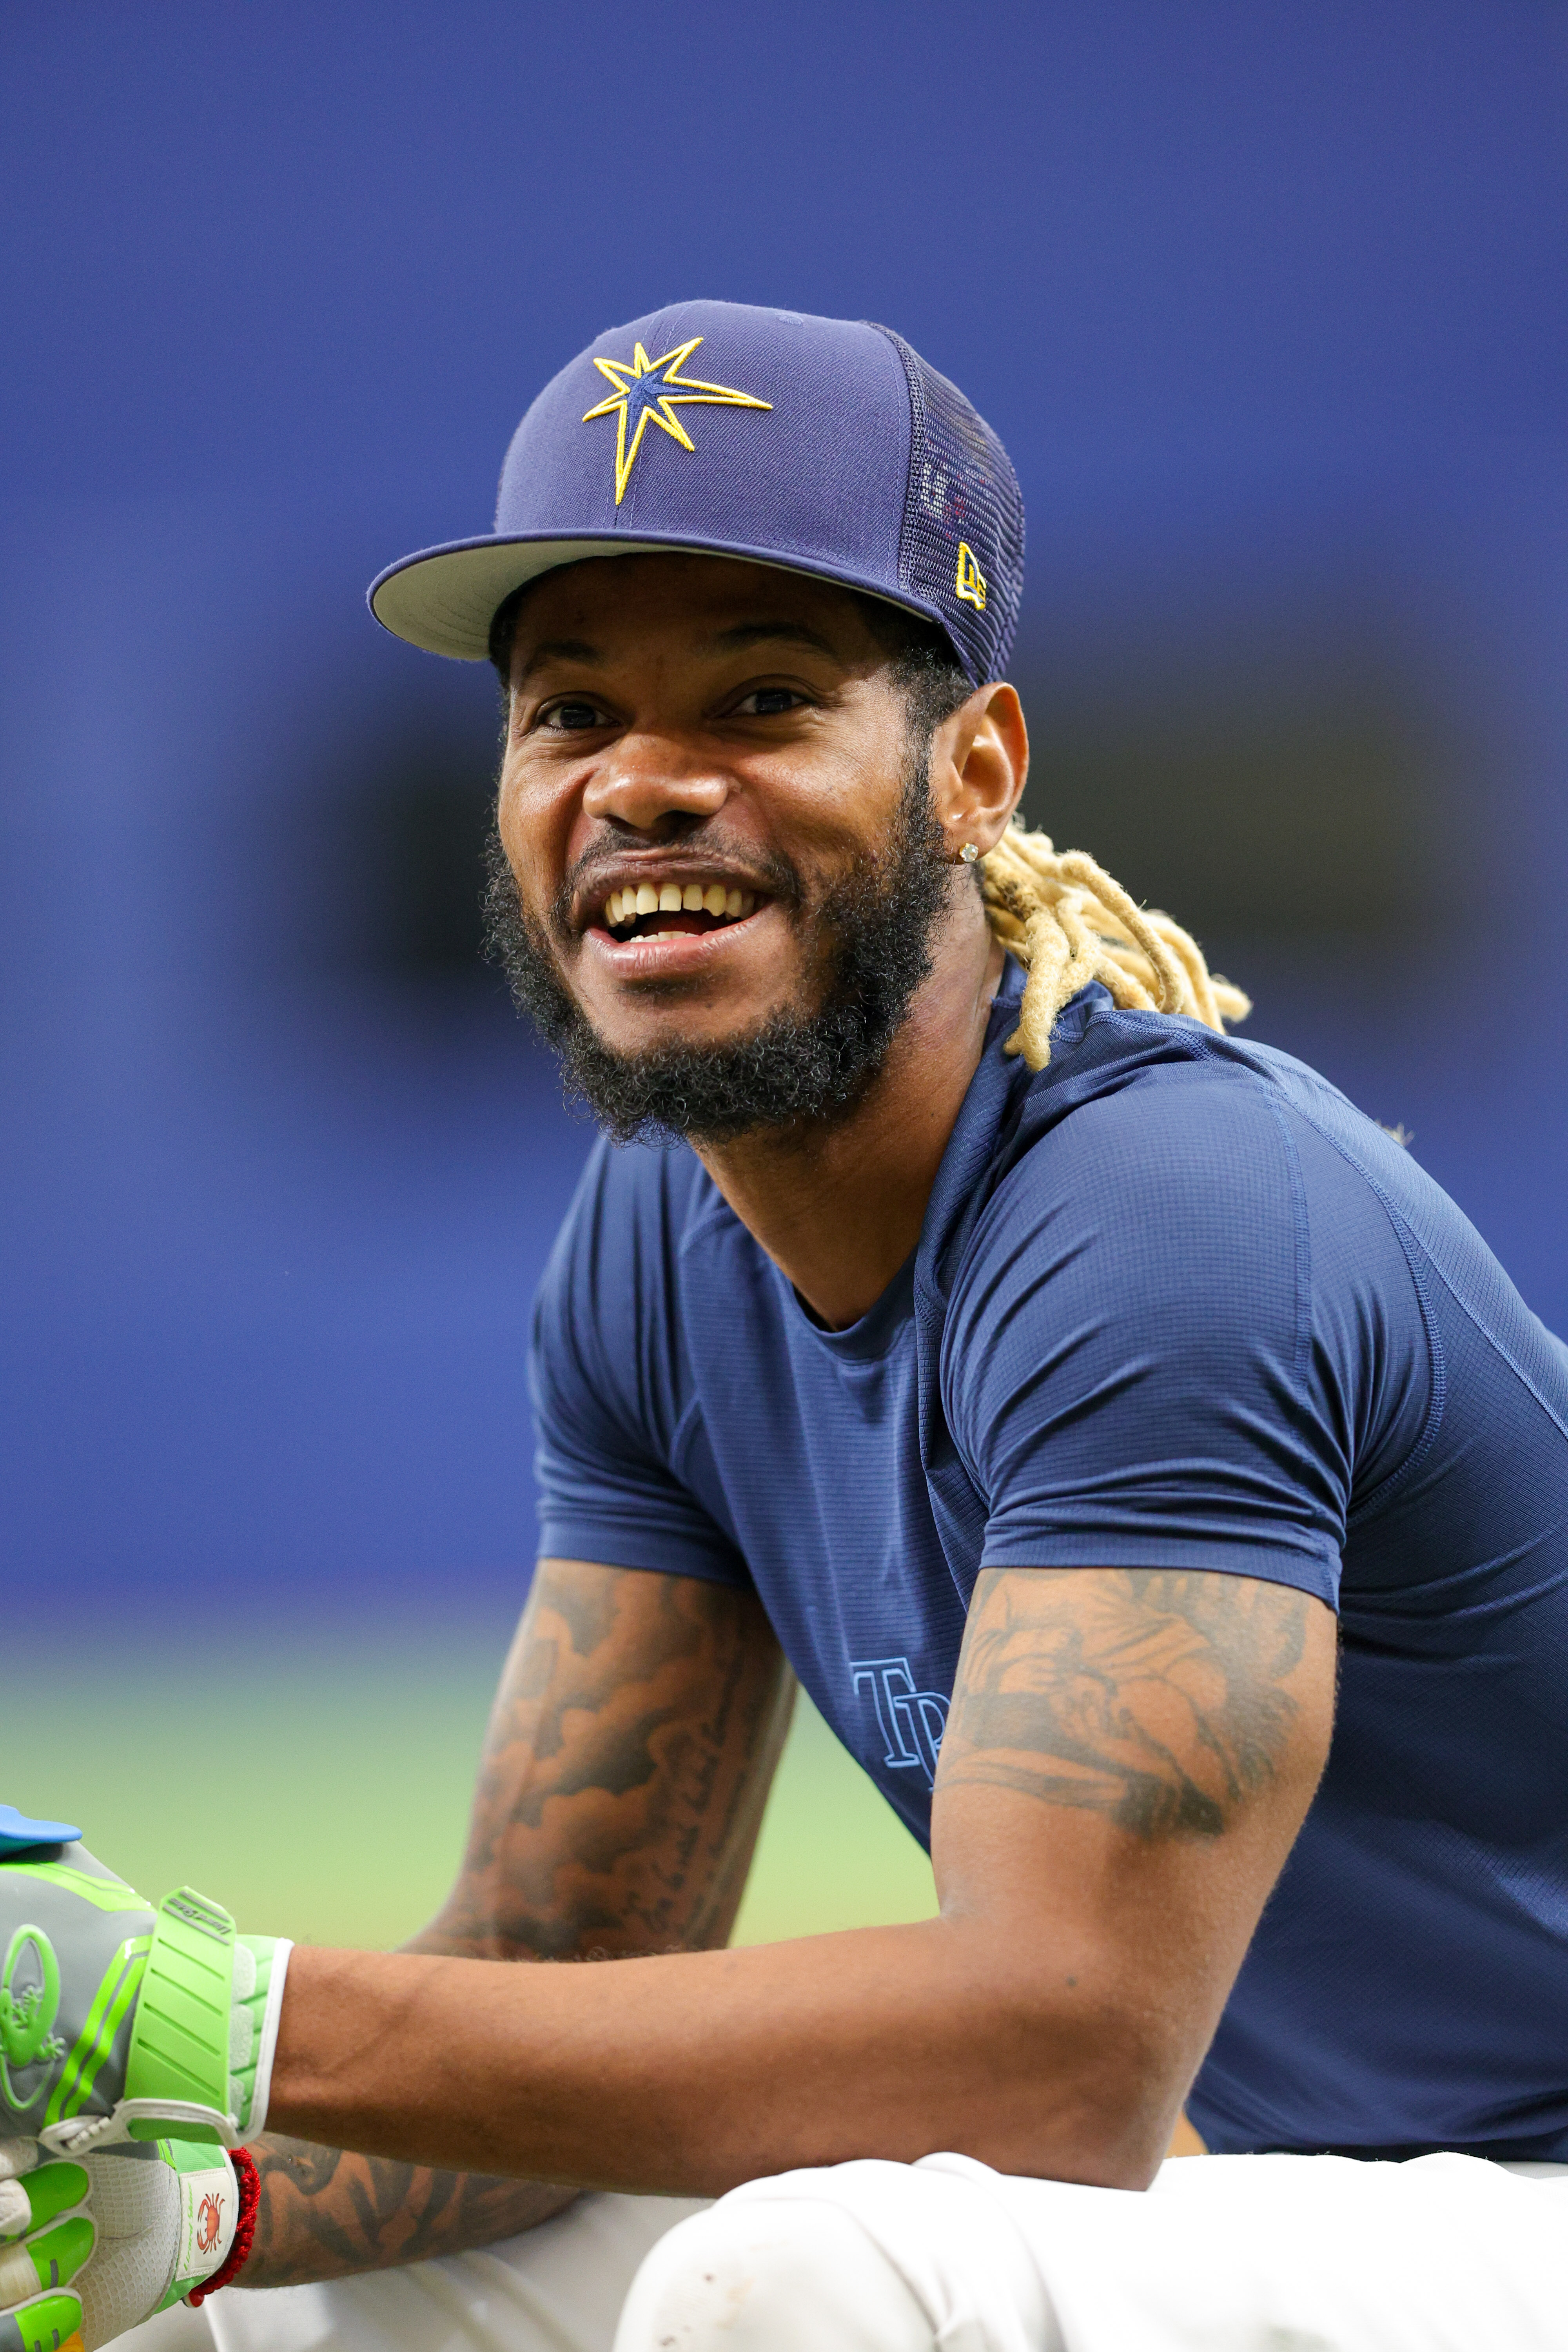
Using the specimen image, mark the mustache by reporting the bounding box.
[546,828,806,940]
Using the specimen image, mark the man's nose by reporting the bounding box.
[581,733,731,835]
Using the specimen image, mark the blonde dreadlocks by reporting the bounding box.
[977,819,1252,1072]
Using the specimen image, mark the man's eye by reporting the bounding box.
[734,687,805,717]
[541,699,606,731]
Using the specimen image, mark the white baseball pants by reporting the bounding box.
[124,2151,1565,2352]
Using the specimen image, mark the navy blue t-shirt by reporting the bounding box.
[532,968,1568,2161]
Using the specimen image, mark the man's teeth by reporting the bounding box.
[602,882,757,929]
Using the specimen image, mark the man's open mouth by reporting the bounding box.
[596,878,762,943]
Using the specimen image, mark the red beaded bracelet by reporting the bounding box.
[187,2146,260,2306]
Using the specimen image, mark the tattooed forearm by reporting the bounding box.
[419,1561,795,1962]
[940,1568,1316,1839]
[239,2132,578,2288]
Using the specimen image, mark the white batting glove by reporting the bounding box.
[0,2134,252,2352]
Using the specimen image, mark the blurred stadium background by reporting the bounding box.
[4,3,1564,1947]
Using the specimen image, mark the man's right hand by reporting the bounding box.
[0,1812,290,2155]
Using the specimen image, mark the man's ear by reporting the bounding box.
[929,685,1028,861]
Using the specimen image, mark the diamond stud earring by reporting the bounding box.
[959,842,980,864]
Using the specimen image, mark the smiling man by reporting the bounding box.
[4,301,1566,2352]
[483,557,971,1206]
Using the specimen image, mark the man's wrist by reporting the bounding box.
[184,2147,260,2306]
[117,1896,292,2146]
[231,1938,293,2140]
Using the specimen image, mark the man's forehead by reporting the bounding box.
[509,553,876,667]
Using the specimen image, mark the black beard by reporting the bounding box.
[481,763,952,1146]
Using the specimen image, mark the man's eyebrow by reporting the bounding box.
[707,620,842,659]
[513,619,841,683]
[514,636,603,683]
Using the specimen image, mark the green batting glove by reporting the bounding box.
[0,2136,246,2352]
[0,1808,291,2156]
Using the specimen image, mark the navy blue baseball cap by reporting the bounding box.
[368,299,1024,686]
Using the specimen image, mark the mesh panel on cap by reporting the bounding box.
[869,326,1025,683]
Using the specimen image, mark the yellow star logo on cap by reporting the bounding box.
[582,336,772,506]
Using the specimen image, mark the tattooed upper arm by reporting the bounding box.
[414,1561,794,1961]
[939,1567,1332,1843]
[930,1567,1334,2149]
[240,1564,791,2287]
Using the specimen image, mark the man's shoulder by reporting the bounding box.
[533,1139,740,1440]
[932,999,1430,1347]
[962,1004,1318,1228]
[992,997,1424,1219]
[951,996,1567,1421]
[1031,1009,1563,1388]
[538,1138,730,1345]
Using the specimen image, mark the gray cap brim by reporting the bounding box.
[368,532,940,663]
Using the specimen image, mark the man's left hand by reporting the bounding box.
[0,2137,241,2352]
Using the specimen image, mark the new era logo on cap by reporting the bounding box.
[955,542,988,611]
[368,299,1024,685]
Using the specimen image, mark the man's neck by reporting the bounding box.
[694,912,1006,1330]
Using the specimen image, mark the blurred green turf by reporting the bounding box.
[6,1633,935,1948]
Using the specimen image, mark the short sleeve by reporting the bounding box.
[943,1070,1378,1604]
[531,1142,750,1586]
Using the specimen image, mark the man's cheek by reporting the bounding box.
[496,777,564,886]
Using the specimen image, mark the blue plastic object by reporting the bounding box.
[0,1803,82,1855]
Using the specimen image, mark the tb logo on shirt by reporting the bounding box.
[851,1657,950,1788]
